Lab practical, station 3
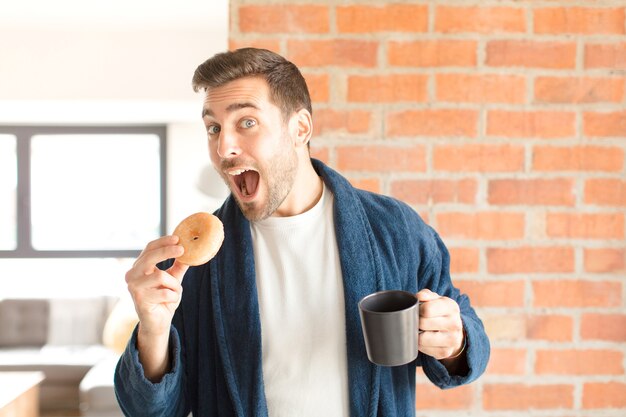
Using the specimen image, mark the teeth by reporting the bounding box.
[228,168,250,176]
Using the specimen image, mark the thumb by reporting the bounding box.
[168,261,189,282]
[416,288,440,302]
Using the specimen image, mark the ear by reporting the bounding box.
[291,108,312,148]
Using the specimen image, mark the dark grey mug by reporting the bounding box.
[358,290,419,367]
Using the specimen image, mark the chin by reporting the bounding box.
[239,203,271,222]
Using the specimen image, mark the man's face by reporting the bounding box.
[202,76,299,221]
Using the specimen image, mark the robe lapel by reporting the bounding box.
[209,160,381,417]
[313,159,381,417]
[210,196,268,417]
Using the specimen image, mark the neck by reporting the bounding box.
[273,156,322,217]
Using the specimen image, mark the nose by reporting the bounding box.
[216,128,242,159]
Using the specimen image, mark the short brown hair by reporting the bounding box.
[192,48,312,121]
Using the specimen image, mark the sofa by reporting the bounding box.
[0,296,135,416]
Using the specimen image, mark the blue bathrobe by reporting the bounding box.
[114,159,490,417]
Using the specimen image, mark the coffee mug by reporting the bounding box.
[358,290,419,367]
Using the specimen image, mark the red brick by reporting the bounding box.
[390,179,477,205]
[483,384,574,410]
[455,279,525,307]
[585,43,626,69]
[387,109,478,138]
[348,74,428,103]
[535,77,624,104]
[547,213,625,239]
[488,247,574,274]
[388,40,477,67]
[533,280,622,307]
[488,178,575,206]
[448,247,480,274]
[229,39,281,53]
[527,315,573,341]
[347,177,380,194]
[584,111,626,138]
[581,314,626,342]
[583,382,626,409]
[485,348,526,375]
[239,5,329,33]
[337,4,428,33]
[415,383,473,410]
[436,74,525,103]
[434,144,525,172]
[287,39,378,68]
[437,212,525,240]
[533,146,624,172]
[585,179,626,206]
[303,73,329,103]
[482,314,526,341]
[486,40,576,69]
[435,6,526,34]
[536,349,623,375]
[313,109,370,136]
[535,7,625,35]
[336,145,426,172]
[584,248,626,273]
[487,110,576,138]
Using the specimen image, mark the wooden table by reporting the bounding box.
[0,372,45,417]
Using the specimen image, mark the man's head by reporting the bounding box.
[192,48,312,123]
[195,49,318,222]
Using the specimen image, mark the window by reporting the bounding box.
[0,126,166,258]
[0,134,17,250]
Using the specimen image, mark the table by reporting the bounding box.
[0,372,45,417]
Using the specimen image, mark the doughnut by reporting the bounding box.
[172,212,224,266]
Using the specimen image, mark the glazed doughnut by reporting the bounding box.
[172,212,224,266]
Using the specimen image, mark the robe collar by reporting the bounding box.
[210,159,381,417]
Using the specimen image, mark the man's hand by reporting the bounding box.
[416,289,465,361]
[125,235,189,381]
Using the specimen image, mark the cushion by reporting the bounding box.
[0,299,49,347]
[47,297,115,346]
[102,295,138,354]
[79,356,121,411]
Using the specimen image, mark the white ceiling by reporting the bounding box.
[0,0,228,31]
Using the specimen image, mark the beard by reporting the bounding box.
[239,146,298,221]
[217,134,299,222]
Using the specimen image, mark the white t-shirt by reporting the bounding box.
[251,183,349,417]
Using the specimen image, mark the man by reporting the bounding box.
[115,48,489,417]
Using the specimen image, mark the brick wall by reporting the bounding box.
[229,1,626,415]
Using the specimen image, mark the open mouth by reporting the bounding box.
[228,168,260,200]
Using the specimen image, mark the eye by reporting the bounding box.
[207,125,221,135]
[239,118,257,129]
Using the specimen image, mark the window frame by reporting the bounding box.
[0,125,167,258]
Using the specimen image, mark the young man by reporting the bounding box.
[115,48,490,417]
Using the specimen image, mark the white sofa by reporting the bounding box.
[79,355,124,417]
[0,297,129,416]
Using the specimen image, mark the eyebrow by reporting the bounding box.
[201,102,261,118]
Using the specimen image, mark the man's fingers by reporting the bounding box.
[419,329,458,347]
[168,260,189,282]
[128,269,181,293]
[419,316,463,332]
[141,235,180,254]
[416,288,440,302]
[142,288,181,305]
[135,245,185,275]
[133,235,181,268]
[419,296,460,318]
[418,328,464,359]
